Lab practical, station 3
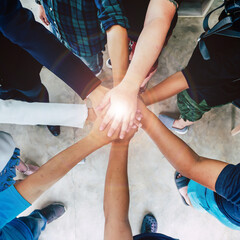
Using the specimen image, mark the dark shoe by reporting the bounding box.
[174,171,190,206]
[140,213,158,234]
[47,125,60,137]
[39,203,66,224]
[0,87,18,100]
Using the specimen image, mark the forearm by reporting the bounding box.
[107,25,129,86]
[141,71,189,105]
[141,107,227,190]
[15,136,103,203]
[104,141,132,240]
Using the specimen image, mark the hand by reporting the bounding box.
[96,81,139,139]
[39,5,50,26]
[88,85,109,115]
[88,114,121,146]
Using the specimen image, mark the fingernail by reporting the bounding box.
[133,125,137,129]
[120,135,124,139]
[137,117,141,121]
[99,126,103,131]
[108,132,112,137]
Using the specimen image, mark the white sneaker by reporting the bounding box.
[106,58,112,69]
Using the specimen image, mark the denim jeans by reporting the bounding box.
[188,180,240,230]
[18,210,47,240]
[50,24,103,75]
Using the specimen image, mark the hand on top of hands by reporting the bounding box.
[96,81,141,139]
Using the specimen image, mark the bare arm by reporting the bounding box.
[122,0,177,88]
[139,101,228,191]
[104,141,132,240]
[141,71,189,106]
[107,25,129,86]
[15,117,120,203]
[97,0,178,139]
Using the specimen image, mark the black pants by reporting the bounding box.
[0,32,48,102]
[133,233,178,240]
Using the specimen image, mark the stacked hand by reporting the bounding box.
[96,81,140,139]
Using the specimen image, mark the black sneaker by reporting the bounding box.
[39,203,66,224]
[140,213,158,234]
[47,125,61,137]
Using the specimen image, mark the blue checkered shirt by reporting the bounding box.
[41,0,129,57]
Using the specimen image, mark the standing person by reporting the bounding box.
[97,0,183,140]
[140,11,240,134]
[138,99,240,230]
[37,0,130,85]
[0,115,125,239]
[0,0,107,110]
[0,32,60,136]
[103,128,178,239]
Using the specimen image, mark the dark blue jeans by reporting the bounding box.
[18,210,47,240]
[133,233,178,240]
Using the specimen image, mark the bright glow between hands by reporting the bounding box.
[109,101,128,121]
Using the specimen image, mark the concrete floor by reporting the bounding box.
[2,0,240,239]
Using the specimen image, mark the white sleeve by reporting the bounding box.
[0,99,88,129]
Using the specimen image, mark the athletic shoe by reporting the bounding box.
[140,213,158,234]
[39,203,66,224]
[158,114,189,134]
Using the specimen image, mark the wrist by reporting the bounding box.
[120,78,140,93]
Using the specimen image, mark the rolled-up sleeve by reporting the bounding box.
[0,0,101,99]
[95,0,129,32]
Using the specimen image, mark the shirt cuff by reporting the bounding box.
[101,17,129,32]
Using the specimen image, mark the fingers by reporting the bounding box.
[99,109,114,131]
[107,116,122,137]
[44,17,50,26]
[119,117,130,139]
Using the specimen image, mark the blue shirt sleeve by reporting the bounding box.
[0,185,31,229]
[0,0,101,99]
[95,0,129,32]
[215,163,240,206]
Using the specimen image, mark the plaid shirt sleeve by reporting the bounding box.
[95,0,129,32]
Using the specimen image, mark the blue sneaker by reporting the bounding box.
[140,213,158,234]
[158,114,188,134]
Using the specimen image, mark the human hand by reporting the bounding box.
[96,81,140,139]
[87,85,109,116]
[39,5,50,26]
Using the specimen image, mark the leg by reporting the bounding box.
[18,203,65,240]
[18,211,47,240]
[158,90,211,134]
[79,52,103,76]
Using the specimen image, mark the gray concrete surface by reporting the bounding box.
[2,0,240,239]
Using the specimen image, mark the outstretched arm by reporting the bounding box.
[123,0,178,87]
[104,140,132,240]
[97,0,179,139]
[15,117,120,203]
[139,101,228,191]
[141,71,189,106]
[95,0,129,86]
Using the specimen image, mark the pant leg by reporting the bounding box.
[187,180,240,230]
[133,232,178,240]
[0,32,43,92]
[177,90,211,122]
[18,210,47,240]
[79,52,103,75]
